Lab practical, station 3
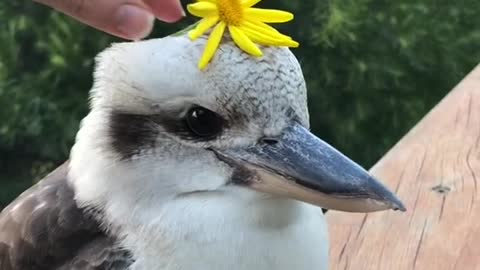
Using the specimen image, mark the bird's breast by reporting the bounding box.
[124,198,329,270]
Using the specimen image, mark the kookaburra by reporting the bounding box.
[0,33,404,270]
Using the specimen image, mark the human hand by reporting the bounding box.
[34,0,185,40]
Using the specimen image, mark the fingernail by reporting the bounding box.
[115,5,155,40]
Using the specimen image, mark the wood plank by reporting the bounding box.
[327,65,480,270]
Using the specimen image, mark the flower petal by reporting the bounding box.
[240,26,299,47]
[241,0,261,8]
[244,8,294,23]
[198,22,226,69]
[187,2,218,18]
[242,20,299,47]
[243,20,280,35]
[188,16,219,40]
[228,25,263,57]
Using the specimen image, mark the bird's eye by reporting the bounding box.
[185,106,224,138]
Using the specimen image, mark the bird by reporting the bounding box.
[0,33,405,270]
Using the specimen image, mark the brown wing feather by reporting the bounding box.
[0,162,133,270]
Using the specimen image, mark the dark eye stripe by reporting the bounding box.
[108,109,226,159]
[109,112,160,159]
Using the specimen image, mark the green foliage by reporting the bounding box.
[1,0,479,207]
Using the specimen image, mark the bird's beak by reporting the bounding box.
[214,123,405,212]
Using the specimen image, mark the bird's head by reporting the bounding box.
[69,34,404,228]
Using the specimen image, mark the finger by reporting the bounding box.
[143,0,185,23]
[34,0,155,40]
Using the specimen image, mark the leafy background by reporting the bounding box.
[1,0,479,208]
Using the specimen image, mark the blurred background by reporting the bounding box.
[1,0,479,208]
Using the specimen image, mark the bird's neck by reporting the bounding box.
[120,196,329,270]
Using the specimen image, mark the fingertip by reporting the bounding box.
[115,5,155,40]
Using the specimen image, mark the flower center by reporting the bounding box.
[217,0,243,25]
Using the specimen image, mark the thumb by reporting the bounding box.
[34,0,155,40]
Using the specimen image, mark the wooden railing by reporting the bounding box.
[327,65,480,270]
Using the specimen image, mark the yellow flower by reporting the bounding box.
[187,0,299,69]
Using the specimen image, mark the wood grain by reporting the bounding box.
[327,65,480,270]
